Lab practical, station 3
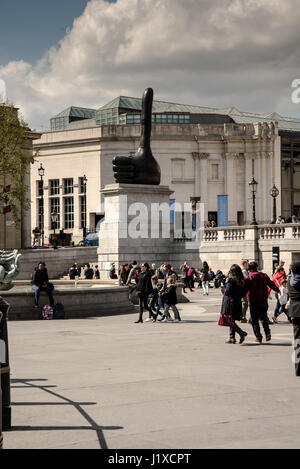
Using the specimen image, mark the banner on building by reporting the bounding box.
[2,185,11,214]
[217,195,228,227]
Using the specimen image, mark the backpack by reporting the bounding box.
[53,303,65,319]
[42,304,53,320]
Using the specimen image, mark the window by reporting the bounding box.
[64,197,74,229]
[172,160,185,179]
[80,195,86,229]
[49,179,60,195]
[50,198,60,229]
[211,164,219,180]
[38,198,44,231]
[63,178,73,194]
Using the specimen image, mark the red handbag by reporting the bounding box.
[218,294,234,327]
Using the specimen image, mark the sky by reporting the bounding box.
[0,0,300,130]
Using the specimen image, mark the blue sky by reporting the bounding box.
[0,0,113,66]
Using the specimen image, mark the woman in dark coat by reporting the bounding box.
[135,263,154,323]
[221,264,248,344]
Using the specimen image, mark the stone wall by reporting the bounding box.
[18,246,98,280]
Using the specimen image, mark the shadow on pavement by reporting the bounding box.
[10,378,123,449]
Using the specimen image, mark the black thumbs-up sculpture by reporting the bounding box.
[112,88,161,185]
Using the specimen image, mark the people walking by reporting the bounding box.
[241,260,249,323]
[180,262,193,292]
[32,262,55,309]
[288,262,300,376]
[135,263,154,323]
[160,278,181,322]
[222,264,248,344]
[200,261,210,295]
[270,266,287,320]
[245,262,279,343]
[187,266,196,290]
[273,279,291,323]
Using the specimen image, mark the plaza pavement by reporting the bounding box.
[3,288,299,449]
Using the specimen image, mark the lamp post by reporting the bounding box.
[249,176,258,225]
[270,184,279,221]
[51,210,58,248]
[82,175,87,240]
[38,163,45,247]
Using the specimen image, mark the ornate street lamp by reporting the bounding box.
[38,163,45,246]
[270,184,279,221]
[249,177,258,226]
[82,175,87,240]
[51,210,58,248]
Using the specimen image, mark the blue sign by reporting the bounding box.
[169,199,175,223]
[217,195,228,227]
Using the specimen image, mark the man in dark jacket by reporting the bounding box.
[245,262,279,343]
[135,263,154,323]
[288,262,300,376]
[84,264,94,279]
[32,262,55,308]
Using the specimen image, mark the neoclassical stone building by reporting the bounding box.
[31,96,300,245]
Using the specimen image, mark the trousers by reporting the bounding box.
[249,301,270,340]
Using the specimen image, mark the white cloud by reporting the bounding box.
[1,0,300,129]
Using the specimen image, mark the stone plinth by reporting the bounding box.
[98,184,174,278]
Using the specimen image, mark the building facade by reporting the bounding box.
[31,96,300,246]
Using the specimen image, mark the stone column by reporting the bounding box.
[225,153,236,224]
[199,153,209,220]
[74,183,80,233]
[192,152,201,198]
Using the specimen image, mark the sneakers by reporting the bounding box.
[145,318,152,322]
[272,316,278,324]
[266,334,271,342]
[255,338,262,344]
[162,318,168,323]
[173,319,179,323]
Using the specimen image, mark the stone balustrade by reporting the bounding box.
[199,223,300,275]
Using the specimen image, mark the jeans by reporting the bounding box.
[32,285,55,308]
[202,281,209,295]
[161,304,181,321]
[273,293,281,318]
[249,301,270,340]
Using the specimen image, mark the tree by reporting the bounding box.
[0,102,36,224]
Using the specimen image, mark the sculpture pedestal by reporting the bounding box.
[98,184,174,279]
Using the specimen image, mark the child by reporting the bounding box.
[155,281,164,321]
[273,279,291,323]
[160,278,181,323]
[145,276,159,322]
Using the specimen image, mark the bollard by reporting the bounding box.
[0,297,11,431]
